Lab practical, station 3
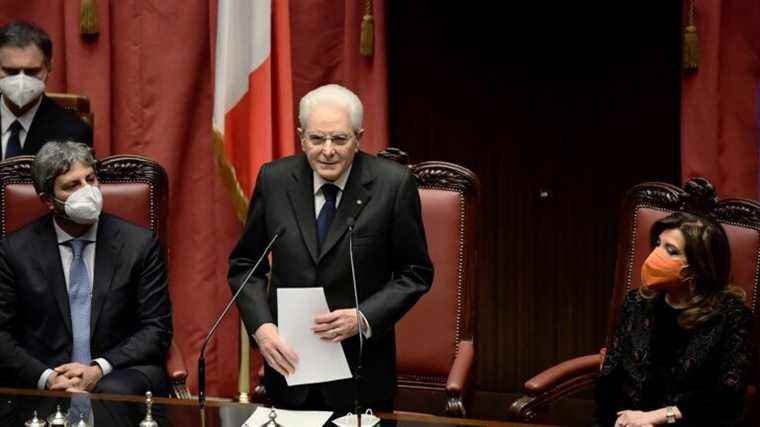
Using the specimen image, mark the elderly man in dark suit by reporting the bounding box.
[228,84,434,412]
[0,141,172,396]
[0,21,92,160]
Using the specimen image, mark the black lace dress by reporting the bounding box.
[593,290,753,427]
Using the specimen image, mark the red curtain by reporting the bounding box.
[1,0,389,397]
[290,0,389,154]
[681,0,760,199]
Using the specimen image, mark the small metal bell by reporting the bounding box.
[259,407,283,427]
[139,391,158,427]
[25,410,47,427]
[47,405,68,426]
[72,413,89,427]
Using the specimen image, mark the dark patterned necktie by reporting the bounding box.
[4,120,22,159]
[317,183,339,252]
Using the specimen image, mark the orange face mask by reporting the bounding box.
[641,247,688,291]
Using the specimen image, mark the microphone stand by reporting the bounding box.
[347,218,362,427]
[198,228,286,410]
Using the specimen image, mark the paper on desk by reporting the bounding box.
[277,287,352,386]
[243,407,333,427]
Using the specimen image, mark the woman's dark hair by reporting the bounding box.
[641,211,744,328]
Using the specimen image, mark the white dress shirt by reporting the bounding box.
[0,95,42,159]
[311,164,372,338]
[37,219,113,389]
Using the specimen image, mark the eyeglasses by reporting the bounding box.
[302,132,355,147]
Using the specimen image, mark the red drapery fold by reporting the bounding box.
[2,0,242,397]
[681,0,760,199]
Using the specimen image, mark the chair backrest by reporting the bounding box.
[608,178,760,384]
[378,149,480,388]
[46,92,94,129]
[0,155,168,240]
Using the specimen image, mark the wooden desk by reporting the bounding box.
[0,387,557,426]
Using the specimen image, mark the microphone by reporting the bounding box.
[198,226,287,410]
[346,217,363,426]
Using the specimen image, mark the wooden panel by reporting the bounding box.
[387,1,682,404]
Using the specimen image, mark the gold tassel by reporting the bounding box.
[683,25,699,72]
[682,0,699,72]
[80,0,99,36]
[360,0,374,57]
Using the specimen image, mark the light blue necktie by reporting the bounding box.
[68,239,92,364]
[67,239,92,422]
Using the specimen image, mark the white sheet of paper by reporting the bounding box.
[277,287,352,386]
[242,407,333,427]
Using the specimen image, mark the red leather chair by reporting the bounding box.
[0,155,189,398]
[47,93,94,129]
[379,148,480,417]
[507,178,760,423]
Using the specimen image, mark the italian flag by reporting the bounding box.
[211,0,294,396]
[213,0,295,222]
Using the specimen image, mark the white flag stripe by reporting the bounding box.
[213,0,272,134]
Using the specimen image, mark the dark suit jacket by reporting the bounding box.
[228,152,434,409]
[0,213,172,389]
[1,95,93,158]
[594,290,753,427]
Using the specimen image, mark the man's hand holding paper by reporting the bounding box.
[312,308,359,342]
[254,323,299,377]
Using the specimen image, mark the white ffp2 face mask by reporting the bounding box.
[0,72,46,109]
[56,185,103,225]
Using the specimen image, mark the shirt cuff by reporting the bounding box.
[358,310,372,338]
[93,358,113,376]
[38,368,55,390]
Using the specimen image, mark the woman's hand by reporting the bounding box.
[614,408,668,427]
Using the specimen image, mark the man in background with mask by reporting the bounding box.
[0,21,92,160]
[0,141,172,396]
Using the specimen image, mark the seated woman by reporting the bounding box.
[594,212,753,427]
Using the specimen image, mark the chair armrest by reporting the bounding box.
[524,353,601,394]
[507,352,602,422]
[444,340,474,417]
[166,340,188,381]
[166,339,190,399]
[446,340,474,394]
[253,365,268,401]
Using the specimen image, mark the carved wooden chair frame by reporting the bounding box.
[379,148,480,417]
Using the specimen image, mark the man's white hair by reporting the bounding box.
[298,84,364,132]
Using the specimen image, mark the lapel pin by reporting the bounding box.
[356,199,363,205]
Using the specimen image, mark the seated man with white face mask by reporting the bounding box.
[0,21,92,160]
[0,141,172,396]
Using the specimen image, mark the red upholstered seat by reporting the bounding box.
[379,148,479,417]
[0,155,189,399]
[508,178,760,423]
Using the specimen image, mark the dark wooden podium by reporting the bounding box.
[0,387,557,426]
